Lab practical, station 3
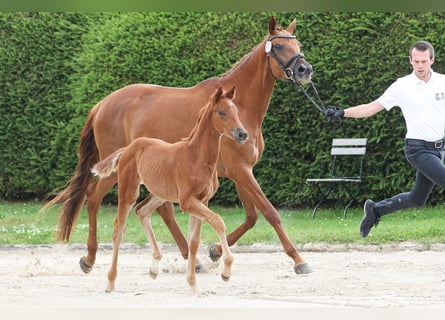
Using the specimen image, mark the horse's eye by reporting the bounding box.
[218,110,226,116]
[274,43,282,50]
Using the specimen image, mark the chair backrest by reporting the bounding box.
[331,138,367,156]
[330,138,367,178]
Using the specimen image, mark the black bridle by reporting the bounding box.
[266,35,328,116]
[266,35,307,83]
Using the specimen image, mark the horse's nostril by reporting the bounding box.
[239,131,248,141]
[297,63,313,76]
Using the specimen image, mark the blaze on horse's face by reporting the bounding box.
[267,16,313,85]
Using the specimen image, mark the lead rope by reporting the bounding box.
[297,81,343,131]
[265,37,340,130]
[297,81,327,114]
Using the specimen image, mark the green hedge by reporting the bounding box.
[2,12,445,208]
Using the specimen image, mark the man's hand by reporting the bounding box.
[325,105,344,129]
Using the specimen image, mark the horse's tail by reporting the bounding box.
[91,148,125,178]
[42,103,101,242]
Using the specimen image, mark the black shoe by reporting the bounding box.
[360,199,380,238]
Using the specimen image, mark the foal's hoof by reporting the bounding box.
[195,264,203,273]
[208,244,222,262]
[79,257,93,274]
[149,271,158,280]
[221,274,230,282]
[294,262,312,274]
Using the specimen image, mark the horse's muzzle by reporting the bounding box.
[231,128,248,144]
[294,60,313,85]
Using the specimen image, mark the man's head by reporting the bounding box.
[409,40,435,81]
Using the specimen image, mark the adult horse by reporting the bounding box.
[45,16,313,275]
[92,86,247,293]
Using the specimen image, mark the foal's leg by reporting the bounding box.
[82,174,117,273]
[182,199,233,283]
[134,195,166,279]
[186,215,202,294]
[106,178,140,292]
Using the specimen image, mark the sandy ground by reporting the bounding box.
[1,242,445,318]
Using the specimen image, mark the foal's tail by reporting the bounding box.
[91,148,125,178]
[42,103,101,242]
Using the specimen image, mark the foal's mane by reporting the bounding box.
[182,97,214,142]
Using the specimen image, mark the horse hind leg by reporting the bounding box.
[106,201,134,292]
[134,195,166,280]
[106,170,140,292]
[186,215,203,294]
[80,175,117,273]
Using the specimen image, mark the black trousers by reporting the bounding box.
[375,138,445,216]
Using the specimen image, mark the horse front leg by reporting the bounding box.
[82,175,117,273]
[219,169,312,274]
[156,201,189,259]
[209,185,259,262]
[183,200,234,286]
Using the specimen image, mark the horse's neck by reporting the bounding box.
[221,45,276,126]
[186,109,221,166]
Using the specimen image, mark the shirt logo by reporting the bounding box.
[435,92,445,101]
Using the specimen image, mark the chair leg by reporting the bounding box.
[311,186,332,219]
[343,198,356,219]
[312,199,324,219]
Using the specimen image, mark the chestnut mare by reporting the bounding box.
[45,16,313,275]
[92,86,247,293]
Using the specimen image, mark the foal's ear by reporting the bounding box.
[213,86,224,103]
[268,16,277,34]
[226,85,236,100]
[287,18,296,34]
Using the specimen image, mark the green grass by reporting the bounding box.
[1,200,444,247]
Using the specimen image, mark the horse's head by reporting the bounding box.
[265,16,313,85]
[212,86,248,144]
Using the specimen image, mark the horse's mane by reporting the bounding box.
[221,38,265,77]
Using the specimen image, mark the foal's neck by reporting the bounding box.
[185,105,222,165]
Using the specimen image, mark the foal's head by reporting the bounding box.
[211,86,248,144]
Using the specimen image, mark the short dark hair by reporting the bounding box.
[410,40,435,59]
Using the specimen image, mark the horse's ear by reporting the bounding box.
[226,85,236,100]
[268,16,277,34]
[287,18,296,34]
[213,86,224,103]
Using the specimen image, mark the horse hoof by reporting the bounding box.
[294,262,312,274]
[208,244,222,262]
[221,274,230,282]
[195,264,203,273]
[149,271,158,280]
[79,257,93,274]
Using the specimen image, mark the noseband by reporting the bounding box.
[265,35,307,83]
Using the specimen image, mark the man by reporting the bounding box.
[326,40,445,238]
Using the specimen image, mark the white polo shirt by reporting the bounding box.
[377,70,445,142]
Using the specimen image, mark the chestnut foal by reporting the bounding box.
[92,86,247,293]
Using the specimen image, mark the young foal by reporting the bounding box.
[91,86,247,293]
